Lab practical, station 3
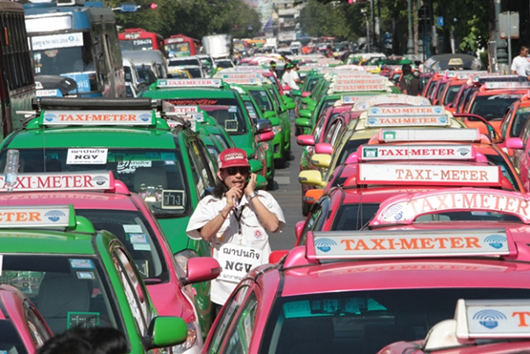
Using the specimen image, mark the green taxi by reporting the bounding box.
[0,204,188,353]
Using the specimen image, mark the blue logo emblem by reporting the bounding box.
[433,107,443,114]
[484,234,507,249]
[438,116,447,124]
[43,113,57,122]
[386,204,404,221]
[368,118,377,125]
[315,238,337,253]
[44,210,66,223]
[473,309,507,329]
[138,114,151,122]
[93,176,108,186]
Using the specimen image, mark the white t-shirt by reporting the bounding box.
[281,70,299,90]
[186,191,285,305]
[511,55,530,76]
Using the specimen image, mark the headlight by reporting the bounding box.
[171,322,200,353]
[272,125,281,135]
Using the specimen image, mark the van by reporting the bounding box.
[122,50,168,79]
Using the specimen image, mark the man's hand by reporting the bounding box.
[244,173,257,197]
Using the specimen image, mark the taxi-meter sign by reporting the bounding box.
[366,106,449,127]
[309,229,511,260]
[359,145,474,161]
[0,205,74,227]
[358,164,500,186]
[374,189,530,225]
[156,78,223,88]
[378,128,482,142]
[456,299,530,339]
[41,110,153,125]
[0,171,112,191]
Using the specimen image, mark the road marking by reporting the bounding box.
[275,176,290,185]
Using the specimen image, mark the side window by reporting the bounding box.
[299,201,325,245]
[25,302,52,347]
[224,292,258,354]
[195,139,217,188]
[112,246,152,335]
[511,110,530,138]
[188,138,216,196]
[207,285,251,353]
[330,121,344,146]
[501,107,513,138]
[313,112,327,141]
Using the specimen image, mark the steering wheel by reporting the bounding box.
[453,113,501,143]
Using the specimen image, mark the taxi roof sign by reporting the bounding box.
[156,78,223,88]
[40,110,154,126]
[352,94,431,111]
[482,81,530,90]
[366,105,450,127]
[455,299,530,340]
[357,164,500,186]
[0,171,114,192]
[306,229,514,261]
[0,204,75,228]
[359,144,477,161]
[372,188,530,226]
[332,83,389,92]
[377,128,482,142]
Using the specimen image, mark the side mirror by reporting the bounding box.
[263,111,275,119]
[297,134,315,146]
[315,143,333,155]
[298,109,312,119]
[183,257,221,285]
[506,137,524,150]
[345,152,359,164]
[311,153,331,169]
[295,220,305,240]
[147,316,187,349]
[257,131,274,142]
[269,250,288,263]
[285,101,296,110]
[298,170,323,186]
[305,188,324,205]
[256,119,273,133]
[302,91,311,98]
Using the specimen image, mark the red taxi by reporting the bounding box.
[379,298,530,354]
[202,187,530,353]
[0,285,52,353]
[0,171,221,350]
[460,80,530,135]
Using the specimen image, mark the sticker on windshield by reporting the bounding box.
[162,190,185,209]
[69,259,94,269]
[68,312,100,329]
[67,148,108,165]
[225,120,238,132]
[228,106,238,113]
[117,160,152,174]
[161,153,176,160]
[123,224,142,233]
[130,234,151,251]
[76,271,95,280]
[146,152,160,159]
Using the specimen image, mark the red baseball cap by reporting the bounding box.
[218,148,250,169]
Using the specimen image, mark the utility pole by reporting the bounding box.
[407,0,414,54]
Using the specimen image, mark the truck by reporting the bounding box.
[201,34,233,59]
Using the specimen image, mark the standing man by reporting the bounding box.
[269,60,278,78]
[281,63,299,90]
[511,46,530,78]
[398,64,420,95]
[186,148,285,313]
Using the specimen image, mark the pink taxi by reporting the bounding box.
[0,171,221,353]
[0,284,52,353]
[202,187,530,353]
[379,299,530,354]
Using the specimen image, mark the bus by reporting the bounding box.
[24,0,125,98]
[0,0,35,138]
[118,28,166,56]
[164,34,200,58]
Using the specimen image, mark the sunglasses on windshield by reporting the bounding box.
[225,167,250,175]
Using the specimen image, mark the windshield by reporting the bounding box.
[166,42,191,57]
[332,203,381,230]
[336,138,370,166]
[31,32,94,75]
[0,255,120,336]
[260,288,530,354]
[136,66,157,85]
[443,85,462,105]
[0,320,27,354]
[169,59,200,66]
[470,95,522,121]
[165,98,248,135]
[119,39,154,51]
[0,148,190,218]
[76,210,168,283]
[249,90,274,112]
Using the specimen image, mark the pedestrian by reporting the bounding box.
[37,327,127,354]
[269,60,278,78]
[281,63,299,90]
[511,46,530,79]
[398,64,420,95]
[186,148,285,314]
[291,62,302,88]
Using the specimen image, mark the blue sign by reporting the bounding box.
[437,16,444,26]
[120,4,139,12]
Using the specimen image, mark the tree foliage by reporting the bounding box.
[106,0,262,39]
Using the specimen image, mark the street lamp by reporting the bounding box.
[407,0,414,54]
[361,9,370,52]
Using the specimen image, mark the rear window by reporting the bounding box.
[470,94,522,121]
[331,203,380,230]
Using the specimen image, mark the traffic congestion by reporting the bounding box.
[2,0,530,353]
